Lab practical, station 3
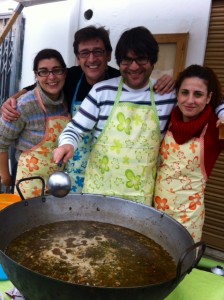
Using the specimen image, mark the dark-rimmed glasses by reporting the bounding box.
[36,68,66,77]
[78,49,105,58]
[120,57,150,66]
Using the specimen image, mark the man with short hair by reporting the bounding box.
[53,26,177,204]
[1,25,175,193]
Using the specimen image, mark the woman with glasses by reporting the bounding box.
[0,48,70,198]
[1,26,175,194]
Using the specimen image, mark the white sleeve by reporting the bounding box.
[215,103,224,118]
[58,87,100,148]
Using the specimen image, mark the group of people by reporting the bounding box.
[0,25,224,243]
[1,25,173,194]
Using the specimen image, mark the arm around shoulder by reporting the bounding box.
[0,88,28,121]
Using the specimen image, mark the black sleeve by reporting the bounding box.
[23,83,36,91]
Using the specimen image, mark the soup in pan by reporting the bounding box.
[5,220,176,287]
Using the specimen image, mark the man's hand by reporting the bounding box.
[217,118,224,139]
[1,97,20,121]
[53,144,75,165]
[216,118,224,127]
[153,74,175,95]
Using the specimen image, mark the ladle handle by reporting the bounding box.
[57,160,63,167]
[16,176,45,200]
[174,241,206,284]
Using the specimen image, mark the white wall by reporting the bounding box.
[0,0,80,88]
[78,0,212,69]
[0,0,212,89]
[18,0,80,87]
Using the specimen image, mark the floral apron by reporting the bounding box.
[15,88,70,199]
[154,125,208,242]
[83,79,161,205]
[65,73,94,193]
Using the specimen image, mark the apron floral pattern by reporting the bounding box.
[154,125,208,242]
[15,88,70,199]
[65,73,93,193]
[83,79,161,205]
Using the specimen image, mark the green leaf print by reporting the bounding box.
[117,112,132,135]
[93,174,103,189]
[123,156,130,164]
[110,139,122,154]
[99,156,109,174]
[133,114,142,126]
[125,169,141,191]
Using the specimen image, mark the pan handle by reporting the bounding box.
[174,241,206,284]
[16,176,45,201]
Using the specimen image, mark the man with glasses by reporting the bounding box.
[53,26,177,204]
[1,26,174,193]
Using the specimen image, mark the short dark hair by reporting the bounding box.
[33,48,66,71]
[73,25,113,55]
[175,64,223,109]
[115,26,159,66]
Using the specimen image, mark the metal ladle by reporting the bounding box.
[47,171,71,198]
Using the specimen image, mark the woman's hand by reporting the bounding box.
[53,144,75,165]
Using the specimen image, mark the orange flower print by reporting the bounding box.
[39,146,50,157]
[155,196,169,211]
[177,151,185,160]
[191,219,197,229]
[180,212,190,223]
[189,141,198,153]
[26,157,39,172]
[166,175,172,184]
[168,188,175,194]
[186,156,200,172]
[54,122,63,133]
[32,185,42,197]
[157,174,162,184]
[21,170,32,181]
[170,142,179,153]
[174,170,181,179]
[188,193,202,210]
[171,162,180,172]
[160,142,170,160]
[180,175,192,190]
[47,128,57,142]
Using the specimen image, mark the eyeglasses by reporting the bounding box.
[120,57,150,66]
[78,49,105,58]
[36,68,66,77]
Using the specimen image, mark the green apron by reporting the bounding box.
[83,79,161,205]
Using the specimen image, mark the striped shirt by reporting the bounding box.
[0,86,68,160]
[59,76,177,149]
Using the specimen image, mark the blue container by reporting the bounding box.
[0,264,8,280]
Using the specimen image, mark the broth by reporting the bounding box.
[5,220,176,287]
